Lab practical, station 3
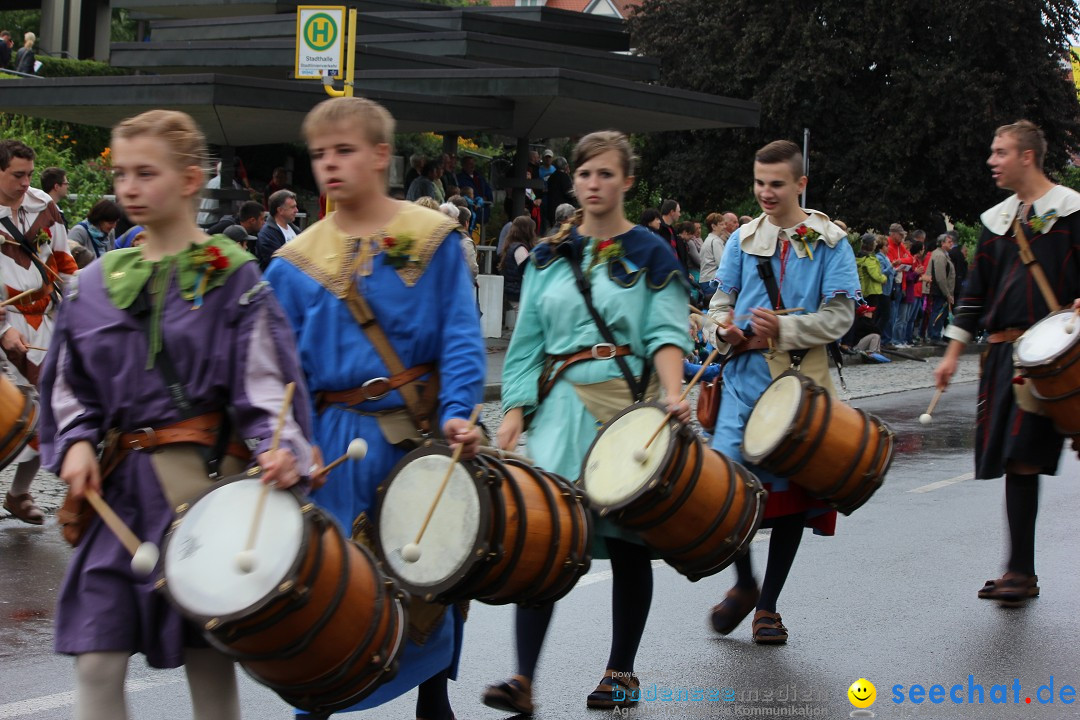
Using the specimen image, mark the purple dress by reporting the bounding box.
[39,254,313,668]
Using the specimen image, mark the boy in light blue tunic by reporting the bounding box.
[706,140,860,645]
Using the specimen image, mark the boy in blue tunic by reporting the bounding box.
[264,97,486,719]
[706,140,860,644]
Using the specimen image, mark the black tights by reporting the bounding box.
[733,514,806,613]
[1005,473,1039,576]
[514,537,653,681]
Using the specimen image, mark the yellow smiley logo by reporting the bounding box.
[848,678,876,708]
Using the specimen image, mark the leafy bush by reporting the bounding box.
[37,56,127,78]
[0,114,112,223]
[953,220,981,256]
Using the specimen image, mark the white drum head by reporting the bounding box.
[1015,311,1075,366]
[164,478,303,618]
[743,375,803,461]
[583,404,672,508]
[378,454,481,588]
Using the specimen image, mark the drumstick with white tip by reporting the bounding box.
[1064,306,1080,335]
[83,488,160,577]
[401,404,482,564]
[634,347,721,463]
[236,382,295,574]
[0,288,37,307]
[919,388,945,425]
[311,438,368,480]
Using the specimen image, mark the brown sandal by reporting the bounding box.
[482,675,534,716]
[752,610,788,644]
[586,669,640,709]
[994,573,1039,608]
[709,584,759,635]
[978,573,1039,600]
[4,492,44,525]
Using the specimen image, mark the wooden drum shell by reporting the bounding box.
[0,375,37,471]
[1015,311,1080,436]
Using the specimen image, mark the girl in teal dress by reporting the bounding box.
[482,131,692,715]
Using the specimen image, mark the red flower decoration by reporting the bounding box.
[42,227,52,238]
[384,236,397,249]
[795,225,808,237]
[598,239,615,251]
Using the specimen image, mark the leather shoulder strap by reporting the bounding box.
[342,285,434,434]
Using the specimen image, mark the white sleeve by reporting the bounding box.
[775,295,855,351]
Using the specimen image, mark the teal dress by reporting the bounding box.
[500,226,691,557]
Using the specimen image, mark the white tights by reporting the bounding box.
[75,648,240,720]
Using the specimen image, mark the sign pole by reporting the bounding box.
[317,8,355,214]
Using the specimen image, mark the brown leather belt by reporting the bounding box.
[988,329,1024,344]
[728,335,772,359]
[317,363,436,410]
[103,412,250,477]
[539,344,633,399]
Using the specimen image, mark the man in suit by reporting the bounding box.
[256,189,298,270]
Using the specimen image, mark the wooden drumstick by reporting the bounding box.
[401,404,482,563]
[919,388,945,425]
[84,488,159,576]
[311,438,369,480]
[1064,306,1080,335]
[0,288,37,307]
[478,445,535,465]
[25,345,48,352]
[634,347,721,463]
[236,382,295,573]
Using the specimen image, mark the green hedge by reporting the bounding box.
[37,56,126,77]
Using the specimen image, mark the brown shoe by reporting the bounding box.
[752,610,788,644]
[4,492,44,525]
[709,584,759,635]
[978,573,1039,600]
[482,675,533,716]
[586,669,641,709]
[995,572,1039,608]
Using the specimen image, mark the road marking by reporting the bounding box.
[909,472,973,493]
[575,530,771,588]
[0,674,184,719]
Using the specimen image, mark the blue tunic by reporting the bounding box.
[264,211,485,714]
[710,221,860,533]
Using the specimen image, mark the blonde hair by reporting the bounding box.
[112,110,209,182]
[995,119,1047,170]
[23,32,34,48]
[302,97,395,153]
[414,196,440,210]
[545,130,635,245]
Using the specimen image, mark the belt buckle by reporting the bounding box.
[127,427,158,451]
[591,343,618,360]
[361,376,392,401]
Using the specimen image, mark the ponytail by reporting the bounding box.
[543,208,585,246]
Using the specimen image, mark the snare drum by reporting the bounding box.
[0,374,37,472]
[742,372,893,514]
[581,402,766,582]
[161,472,406,716]
[375,444,592,607]
[1014,310,1080,436]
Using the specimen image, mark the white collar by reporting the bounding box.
[738,209,847,258]
[0,187,50,220]
[980,185,1080,235]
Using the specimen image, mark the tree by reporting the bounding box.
[626,0,1080,229]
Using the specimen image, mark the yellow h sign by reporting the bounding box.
[296,6,346,79]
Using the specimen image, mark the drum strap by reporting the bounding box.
[1012,218,1062,313]
[561,241,650,402]
[0,216,62,310]
[755,256,847,390]
[341,285,436,435]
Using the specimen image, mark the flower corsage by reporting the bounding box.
[35,227,52,247]
[1028,208,1058,234]
[594,237,625,264]
[792,224,820,260]
[382,232,419,269]
[190,244,230,309]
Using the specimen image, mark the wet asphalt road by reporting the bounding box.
[2,381,1079,719]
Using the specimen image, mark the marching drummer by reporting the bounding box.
[483,131,691,715]
[706,140,860,644]
[38,110,313,720]
[264,97,485,720]
[934,120,1080,607]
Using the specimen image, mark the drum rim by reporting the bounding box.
[741,372,813,463]
[1014,309,1079,368]
[374,444,494,600]
[580,400,680,513]
[0,385,37,470]
[160,471,313,627]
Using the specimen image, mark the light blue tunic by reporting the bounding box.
[265,221,485,714]
[711,225,860,500]
[501,227,691,551]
